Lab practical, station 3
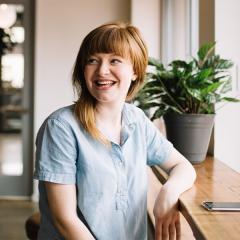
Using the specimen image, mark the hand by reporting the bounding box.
[153,186,181,240]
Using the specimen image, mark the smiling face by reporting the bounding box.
[72,23,148,107]
[72,23,148,142]
[84,53,137,106]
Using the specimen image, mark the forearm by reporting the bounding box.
[45,183,95,240]
[153,150,196,239]
[164,160,196,197]
[54,215,95,240]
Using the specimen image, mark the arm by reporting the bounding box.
[153,148,196,240]
[45,182,95,240]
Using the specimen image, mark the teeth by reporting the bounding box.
[96,80,114,85]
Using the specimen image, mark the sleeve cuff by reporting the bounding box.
[33,171,76,184]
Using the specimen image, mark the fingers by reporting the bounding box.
[155,220,162,240]
[175,218,181,240]
[169,223,176,240]
[155,220,175,240]
[162,223,169,240]
[155,217,181,240]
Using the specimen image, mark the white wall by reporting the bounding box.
[33,0,130,200]
[35,0,130,132]
[215,0,240,172]
[131,0,161,58]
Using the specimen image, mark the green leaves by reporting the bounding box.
[198,42,215,62]
[135,42,239,120]
[148,57,164,70]
[221,97,240,102]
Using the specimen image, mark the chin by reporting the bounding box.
[95,95,116,102]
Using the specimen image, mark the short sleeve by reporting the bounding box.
[34,118,77,184]
[144,116,173,166]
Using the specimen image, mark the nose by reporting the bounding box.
[97,62,110,76]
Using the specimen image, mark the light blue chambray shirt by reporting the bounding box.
[34,103,173,240]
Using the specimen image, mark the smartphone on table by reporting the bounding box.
[202,201,240,211]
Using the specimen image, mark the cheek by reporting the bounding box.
[128,67,136,80]
[84,69,93,85]
[123,71,136,86]
[120,66,135,79]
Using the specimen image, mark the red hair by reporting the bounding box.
[72,22,148,143]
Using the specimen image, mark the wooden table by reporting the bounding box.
[151,157,240,240]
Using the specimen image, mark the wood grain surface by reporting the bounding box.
[150,157,240,240]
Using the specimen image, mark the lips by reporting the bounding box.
[94,79,116,88]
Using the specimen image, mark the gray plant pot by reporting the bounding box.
[163,113,215,164]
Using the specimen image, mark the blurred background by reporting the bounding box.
[0,0,239,239]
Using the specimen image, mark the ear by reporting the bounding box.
[132,73,137,81]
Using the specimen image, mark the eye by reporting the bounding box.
[86,58,98,65]
[110,58,122,65]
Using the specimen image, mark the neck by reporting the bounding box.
[95,102,124,126]
[95,102,124,144]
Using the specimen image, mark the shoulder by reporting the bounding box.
[42,104,81,132]
[48,104,76,124]
[123,102,147,123]
[36,105,78,140]
[124,103,162,136]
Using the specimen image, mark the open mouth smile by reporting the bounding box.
[94,80,117,88]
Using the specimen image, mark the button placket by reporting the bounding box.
[111,144,128,211]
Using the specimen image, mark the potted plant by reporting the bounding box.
[135,42,239,164]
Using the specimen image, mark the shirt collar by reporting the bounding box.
[120,103,137,146]
[122,103,137,127]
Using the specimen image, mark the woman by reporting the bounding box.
[34,22,196,240]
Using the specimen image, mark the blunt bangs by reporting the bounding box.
[84,27,133,60]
